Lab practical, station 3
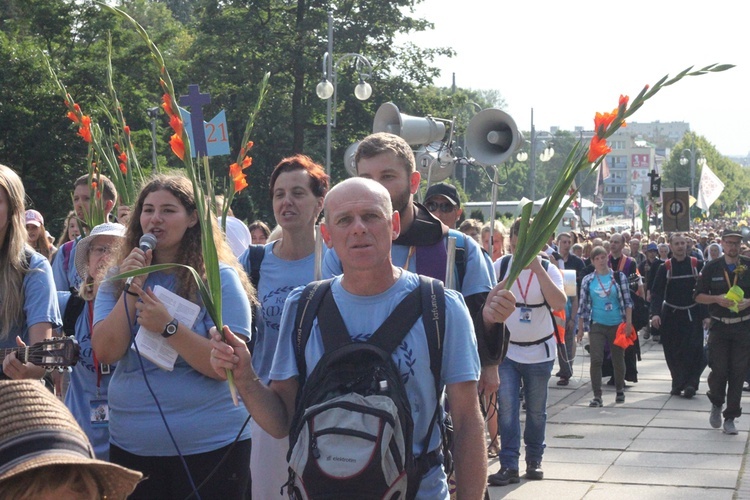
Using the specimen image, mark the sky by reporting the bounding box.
[396,0,748,157]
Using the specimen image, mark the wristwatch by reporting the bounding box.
[161,318,178,338]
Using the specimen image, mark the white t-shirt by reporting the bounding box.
[493,255,564,364]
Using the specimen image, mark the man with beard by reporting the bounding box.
[650,233,707,398]
[695,229,750,435]
[322,132,505,397]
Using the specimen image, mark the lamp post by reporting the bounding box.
[517,109,555,201]
[316,11,373,175]
[679,139,706,198]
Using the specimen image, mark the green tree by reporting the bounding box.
[662,132,750,216]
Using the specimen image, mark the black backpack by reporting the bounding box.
[286,276,447,500]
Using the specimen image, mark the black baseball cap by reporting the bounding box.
[722,228,743,239]
[424,182,460,206]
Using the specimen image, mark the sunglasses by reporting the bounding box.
[425,201,456,213]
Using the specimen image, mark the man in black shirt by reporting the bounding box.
[695,229,750,435]
[650,233,707,398]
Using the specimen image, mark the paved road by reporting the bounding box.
[487,337,750,499]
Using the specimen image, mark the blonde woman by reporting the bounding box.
[0,165,60,380]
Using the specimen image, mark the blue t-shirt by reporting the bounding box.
[0,251,61,357]
[270,271,480,500]
[238,242,324,384]
[93,264,253,456]
[60,292,113,460]
[51,239,82,292]
[322,230,494,298]
[590,272,622,326]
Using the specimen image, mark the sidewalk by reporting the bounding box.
[487,338,750,499]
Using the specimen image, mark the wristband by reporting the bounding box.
[125,290,138,297]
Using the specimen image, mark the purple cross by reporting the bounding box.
[179,84,211,156]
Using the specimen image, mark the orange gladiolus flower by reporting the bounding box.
[124,125,131,136]
[91,181,98,190]
[170,134,185,160]
[119,163,128,175]
[588,136,611,163]
[241,156,252,169]
[169,114,183,136]
[78,116,92,143]
[162,94,175,117]
[229,162,242,180]
[234,175,248,193]
[67,111,79,124]
[593,111,617,138]
[74,103,81,113]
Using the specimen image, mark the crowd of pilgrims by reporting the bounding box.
[1,152,748,498]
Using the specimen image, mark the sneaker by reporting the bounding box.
[616,392,625,403]
[643,330,651,340]
[488,467,520,486]
[525,461,544,480]
[710,405,723,429]
[556,377,569,386]
[723,418,738,435]
[683,386,696,399]
[589,397,603,407]
[670,387,682,396]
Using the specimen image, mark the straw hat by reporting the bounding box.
[0,380,141,498]
[74,222,127,280]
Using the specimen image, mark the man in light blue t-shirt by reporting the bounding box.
[210,177,516,499]
[322,132,506,398]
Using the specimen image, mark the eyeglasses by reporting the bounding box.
[425,201,456,213]
[90,245,113,256]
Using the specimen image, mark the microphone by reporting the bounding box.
[125,233,157,288]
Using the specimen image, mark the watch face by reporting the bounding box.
[167,323,177,334]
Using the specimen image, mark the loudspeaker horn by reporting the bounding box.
[343,141,360,177]
[414,142,455,183]
[465,108,522,166]
[373,102,446,145]
[742,226,750,243]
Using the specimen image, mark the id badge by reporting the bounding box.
[90,399,109,428]
[604,302,613,312]
[519,307,533,323]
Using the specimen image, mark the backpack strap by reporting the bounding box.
[497,254,512,283]
[245,244,266,289]
[368,286,424,352]
[293,279,335,385]
[414,276,448,481]
[448,230,467,290]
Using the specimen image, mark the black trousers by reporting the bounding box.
[660,306,706,391]
[707,321,750,419]
[111,439,251,500]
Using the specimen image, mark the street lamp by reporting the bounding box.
[518,109,555,200]
[317,11,373,175]
[679,139,706,197]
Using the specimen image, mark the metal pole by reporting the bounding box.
[530,108,536,201]
[690,142,696,198]
[324,12,334,175]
